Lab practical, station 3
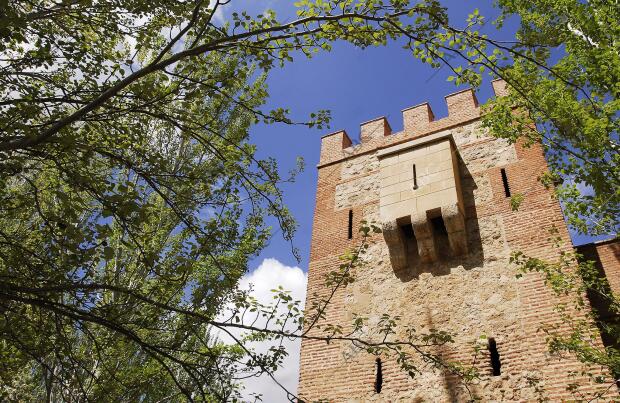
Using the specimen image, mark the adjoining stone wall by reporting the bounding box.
[575,238,620,372]
[577,239,620,296]
[299,85,612,401]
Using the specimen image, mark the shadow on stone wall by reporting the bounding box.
[393,154,483,282]
[425,308,480,402]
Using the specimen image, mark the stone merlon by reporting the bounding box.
[360,116,392,142]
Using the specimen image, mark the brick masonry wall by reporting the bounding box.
[298,84,613,401]
[575,238,620,363]
[577,239,620,296]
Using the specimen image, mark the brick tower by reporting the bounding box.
[298,81,615,401]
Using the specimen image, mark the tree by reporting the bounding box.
[510,234,620,398]
[481,0,619,236]
[0,48,280,400]
[1,0,616,400]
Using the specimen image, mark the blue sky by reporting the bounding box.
[245,0,608,272]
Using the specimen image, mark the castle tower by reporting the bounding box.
[298,81,611,401]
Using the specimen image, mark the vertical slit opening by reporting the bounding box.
[374,357,383,393]
[500,168,511,197]
[348,210,353,240]
[412,164,418,189]
[488,338,501,376]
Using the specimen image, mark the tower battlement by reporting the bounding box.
[319,79,508,166]
[298,77,614,401]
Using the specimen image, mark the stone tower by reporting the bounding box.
[297,81,615,401]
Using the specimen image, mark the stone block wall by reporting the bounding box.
[298,82,612,401]
[378,137,459,223]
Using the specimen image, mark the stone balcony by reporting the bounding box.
[378,132,467,270]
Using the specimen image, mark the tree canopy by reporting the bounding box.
[481,0,619,236]
[480,0,620,394]
[0,0,617,401]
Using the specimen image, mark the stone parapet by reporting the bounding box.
[378,134,467,265]
[319,81,511,169]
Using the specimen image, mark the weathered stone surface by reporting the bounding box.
[381,219,408,271]
[334,173,379,210]
[459,137,518,173]
[442,203,468,256]
[451,120,492,146]
[477,215,510,262]
[341,151,379,180]
[362,203,379,223]
[339,221,529,400]
[411,211,437,263]
[462,172,493,208]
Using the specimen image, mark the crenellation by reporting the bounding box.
[492,78,509,97]
[402,102,434,134]
[445,87,479,118]
[319,129,352,165]
[318,83,492,168]
[360,116,392,142]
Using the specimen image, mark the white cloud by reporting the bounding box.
[218,258,307,402]
[209,0,227,25]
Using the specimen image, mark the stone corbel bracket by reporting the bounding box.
[381,219,408,271]
[441,203,468,256]
[411,212,438,263]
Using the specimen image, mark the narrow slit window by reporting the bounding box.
[412,164,418,189]
[374,357,383,393]
[500,168,511,197]
[488,338,501,376]
[348,210,353,240]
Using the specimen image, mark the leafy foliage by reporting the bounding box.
[511,228,620,397]
[480,0,619,236]
[1,0,617,400]
[0,0,488,400]
[0,50,281,400]
[477,2,620,397]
